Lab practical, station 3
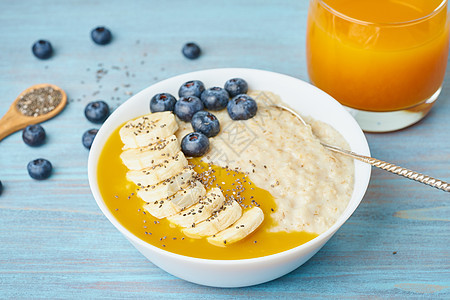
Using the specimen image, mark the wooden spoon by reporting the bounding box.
[0,83,67,142]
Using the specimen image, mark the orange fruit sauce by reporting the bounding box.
[97,125,317,260]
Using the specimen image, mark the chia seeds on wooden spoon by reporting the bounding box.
[16,86,62,117]
[0,83,67,142]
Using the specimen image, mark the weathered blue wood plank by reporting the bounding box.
[0,0,448,298]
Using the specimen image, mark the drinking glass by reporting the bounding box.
[306,0,449,132]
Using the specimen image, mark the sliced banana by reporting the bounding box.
[119,111,266,247]
[137,167,196,202]
[167,188,225,228]
[207,207,264,247]
[126,151,188,187]
[143,180,206,219]
[119,112,178,149]
[120,135,180,170]
[182,200,242,238]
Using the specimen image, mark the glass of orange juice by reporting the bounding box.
[306,0,449,132]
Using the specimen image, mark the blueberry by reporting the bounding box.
[224,78,248,98]
[227,94,258,120]
[191,111,220,138]
[181,132,210,157]
[174,96,204,122]
[22,124,46,146]
[27,158,52,180]
[32,40,53,59]
[85,100,110,124]
[82,129,98,150]
[178,80,205,98]
[150,93,177,113]
[182,42,201,59]
[0,180,3,196]
[200,87,229,111]
[91,26,112,45]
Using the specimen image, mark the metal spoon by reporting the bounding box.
[273,104,449,193]
[0,84,67,141]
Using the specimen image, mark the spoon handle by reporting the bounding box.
[322,143,450,192]
[0,107,26,142]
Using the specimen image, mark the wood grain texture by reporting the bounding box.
[0,0,449,298]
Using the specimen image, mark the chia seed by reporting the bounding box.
[16,86,62,117]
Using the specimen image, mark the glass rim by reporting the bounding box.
[317,0,448,26]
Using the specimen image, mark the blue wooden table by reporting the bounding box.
[1,0,449,298]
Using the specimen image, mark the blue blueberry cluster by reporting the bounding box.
[149,78,257,157]
[18,124,50,181]
[32,26,113,59]
[81,100,110,151]
[24,26,115,185]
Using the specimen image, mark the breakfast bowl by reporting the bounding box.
[88,68,371,287]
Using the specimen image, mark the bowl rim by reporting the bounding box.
[88,67,371,265]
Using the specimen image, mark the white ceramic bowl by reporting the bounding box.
[88,68,371,287]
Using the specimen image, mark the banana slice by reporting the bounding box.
[137,167,196,202]
[169,180,206,210]
[120,112,178,149]
[126,152,188,187]
[143,180,206,219]
[207,207,264,247]
[120,135,180,170]
[182,200,242,238]
[167,188,225,227]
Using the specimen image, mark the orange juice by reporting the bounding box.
[307,0,449,112]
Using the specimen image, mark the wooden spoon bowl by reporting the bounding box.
[0,83,67,142]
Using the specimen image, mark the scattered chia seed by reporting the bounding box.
[16,86,62,117]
